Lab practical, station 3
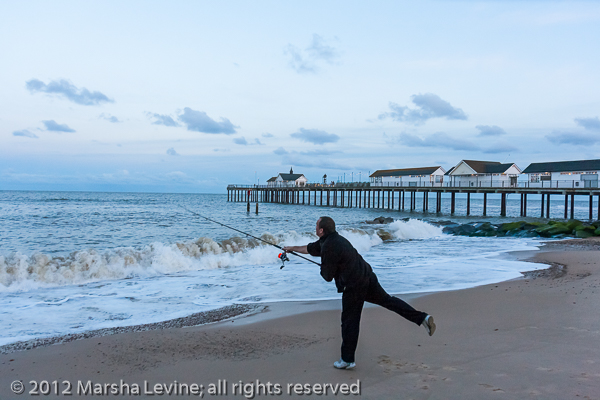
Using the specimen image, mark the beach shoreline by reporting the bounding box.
[0,238,537,354]
[2,238,599,399]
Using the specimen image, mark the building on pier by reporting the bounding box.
[447,160,521,188]
[523,159,600,188]
[369,166,446,187]
[267,167,308,187]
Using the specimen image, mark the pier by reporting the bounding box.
[227,184,600,220]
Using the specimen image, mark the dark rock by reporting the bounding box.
[566,219,584,231]
[365,216,395,224]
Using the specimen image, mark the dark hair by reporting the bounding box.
[318,216,336,234]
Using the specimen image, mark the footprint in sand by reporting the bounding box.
[479,383,504,393]
[536,367,555,372]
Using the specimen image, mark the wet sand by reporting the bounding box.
[1,239,599,399]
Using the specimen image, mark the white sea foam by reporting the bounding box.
[388,219,444,240]
[0,226,392,292]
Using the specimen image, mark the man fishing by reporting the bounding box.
[283,216,436,370]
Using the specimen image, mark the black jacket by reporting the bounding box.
[307,231,373,293]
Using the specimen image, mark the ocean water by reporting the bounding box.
[0,191,556,346]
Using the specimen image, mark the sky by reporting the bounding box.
[1,0,600,193]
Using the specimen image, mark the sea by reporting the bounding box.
[1,190,596,347]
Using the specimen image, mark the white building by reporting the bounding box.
[446,160,521,188]
[370,166,446,187]
[522,159,600,188]
[267,168,308,187]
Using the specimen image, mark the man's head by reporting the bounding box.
[316,216,335,237]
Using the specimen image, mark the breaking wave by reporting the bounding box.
[388,219,444,239]
[0,220,443,292]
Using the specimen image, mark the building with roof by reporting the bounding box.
[267,167,308,187]
[522,159,600,188]
[369,166,446,187]
[446,160,521,188]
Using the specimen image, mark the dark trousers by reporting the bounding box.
[341,272,427,363]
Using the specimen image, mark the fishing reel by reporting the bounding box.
[278,251,290,269]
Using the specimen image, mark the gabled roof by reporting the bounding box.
[451,160,519,175]
[445,167,455,176]
[267,176,277,182]
[278,173,305,181]
[522,159,600,174]
[369,166,443,178]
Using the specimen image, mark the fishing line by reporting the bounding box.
[179,206,321,268]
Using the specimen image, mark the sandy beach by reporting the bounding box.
[2,239,600,399]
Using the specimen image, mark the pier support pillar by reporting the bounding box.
[401,191,405,211]
[483,192,487,216]
[501,193,507,217]
[540,193,545,218]
[520,193,524,217]
[571,193,575,220]
[466,192,471,216]
[590,194,593,220]
[451,192,456,214]
[523,193,527,217]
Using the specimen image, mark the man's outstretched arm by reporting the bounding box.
[282,245,308,254]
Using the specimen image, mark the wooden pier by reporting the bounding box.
[227,185,600,220]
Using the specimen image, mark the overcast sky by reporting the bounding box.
[2,1,600,193]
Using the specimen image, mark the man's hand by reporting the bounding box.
[283,245,308,254]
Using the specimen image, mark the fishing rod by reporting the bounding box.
[179,206,321,269]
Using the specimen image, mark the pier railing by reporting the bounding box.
[227,180,600,220]
[229,179,598,190]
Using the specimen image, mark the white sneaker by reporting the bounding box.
[423,315,436,336]
[333,359,356,369]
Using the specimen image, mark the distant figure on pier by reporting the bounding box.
[283,216,436,370]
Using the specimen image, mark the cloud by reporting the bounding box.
[546,131,600,146]
[574,117,600,131]
[299,149,342,156]
[285,34,340,74]
[166,147,179,156]
[274,147,288,155]
[290,128,340,144]
[13,129,38,138]
[282,156,351,170]
[483,142,518,154]
[252,138,264,145]
[397,132,480,151]
[377,102,407,121]
[475,125,506,136]
[178,107,237,134]
[42,120,75,133]
[26,79,113,106]
[378,93,467,124]
[262,133,274,138]
[233,137,248,145]
[100,113,121,123]
[148,112,180,127]
[307,34,339,63]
